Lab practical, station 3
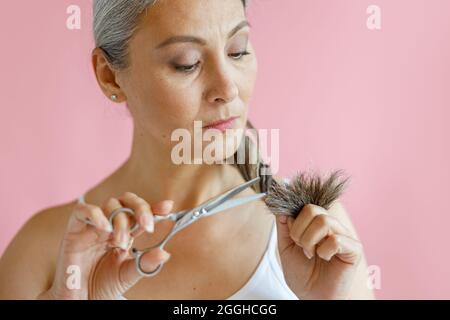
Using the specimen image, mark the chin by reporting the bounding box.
[201,128,245,164]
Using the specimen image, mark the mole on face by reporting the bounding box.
[263,170,350,218]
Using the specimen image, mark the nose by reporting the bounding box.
[205,59,239,105]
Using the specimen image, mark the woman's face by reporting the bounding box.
[116,0,258,162]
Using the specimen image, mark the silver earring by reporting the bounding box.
[110,94,118,102]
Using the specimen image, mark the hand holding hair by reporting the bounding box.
[263,169,364,300]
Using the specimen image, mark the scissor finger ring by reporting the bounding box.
[133,249,165,277]
[108,207,140,233]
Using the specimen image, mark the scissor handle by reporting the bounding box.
[133,250,165,277]
[107,208,182,232]
[107,207,184,232]
[108,207,140,233]
[124,177,262,277]
[129,210,197,277]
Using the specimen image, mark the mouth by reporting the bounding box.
[202,116,240,132]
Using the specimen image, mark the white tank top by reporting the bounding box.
[77,192,299,300]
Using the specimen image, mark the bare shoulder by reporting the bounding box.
[0,201,74,299]
[327,200,376,299]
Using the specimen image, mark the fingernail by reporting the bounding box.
[142,214,154,233]
[162,250,171,262]
[164,200,174,208]
[103,222,113,233]
[278,215,287,223]
[119,232,129,250]
[303,248,313,259]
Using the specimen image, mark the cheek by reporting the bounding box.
[242,62,258,101]
[131,72,201,133]
[232,64,257,128]
[155,86,199,123]
[240,46,258,101]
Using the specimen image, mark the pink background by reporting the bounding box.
[1,0,449,299]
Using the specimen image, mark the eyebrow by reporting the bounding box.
[155,20,251,49]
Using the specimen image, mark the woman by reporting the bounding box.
[0,0,375,300]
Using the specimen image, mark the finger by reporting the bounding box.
[275,215,294,254]
[118,248,171,291]
[72,203,112,233]
[316,234,363,264]
[118,192,154,235]
[128,199,173,238]
[288,204,328,247]
[103,197,131,250]
[151,200,174,216]
[299,214,351,258]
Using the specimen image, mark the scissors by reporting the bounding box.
[107,176,266,277]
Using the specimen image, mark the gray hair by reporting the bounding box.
[93,0,248,70]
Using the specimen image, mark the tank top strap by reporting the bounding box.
[267,218,278,254]
[77,194,86,204]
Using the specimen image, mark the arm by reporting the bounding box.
[326,201,376,300]
[0,208,60,299]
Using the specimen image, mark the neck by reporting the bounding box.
[87,126,247,213]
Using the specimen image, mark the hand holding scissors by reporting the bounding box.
[107,176,266,277]
[43,177,265,300]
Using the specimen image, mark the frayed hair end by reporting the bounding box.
[264,169,350,217]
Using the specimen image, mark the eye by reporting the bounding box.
[174,61,201,73]
[229,51,251,60]
[173,51,252,73]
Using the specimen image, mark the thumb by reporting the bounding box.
[152,200,174,216]
[276,214,294,252]
[117,248,171,293]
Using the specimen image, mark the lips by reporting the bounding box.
[203,116,240,132]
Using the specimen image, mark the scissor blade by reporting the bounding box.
[204,193,266,217]
[154,177,261,225]
[203,177,261,213]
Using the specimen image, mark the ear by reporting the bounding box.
[91,47,126,103]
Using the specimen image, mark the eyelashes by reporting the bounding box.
[229,50,252,60]
[174,51,252,74]
[175,61,201,73]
